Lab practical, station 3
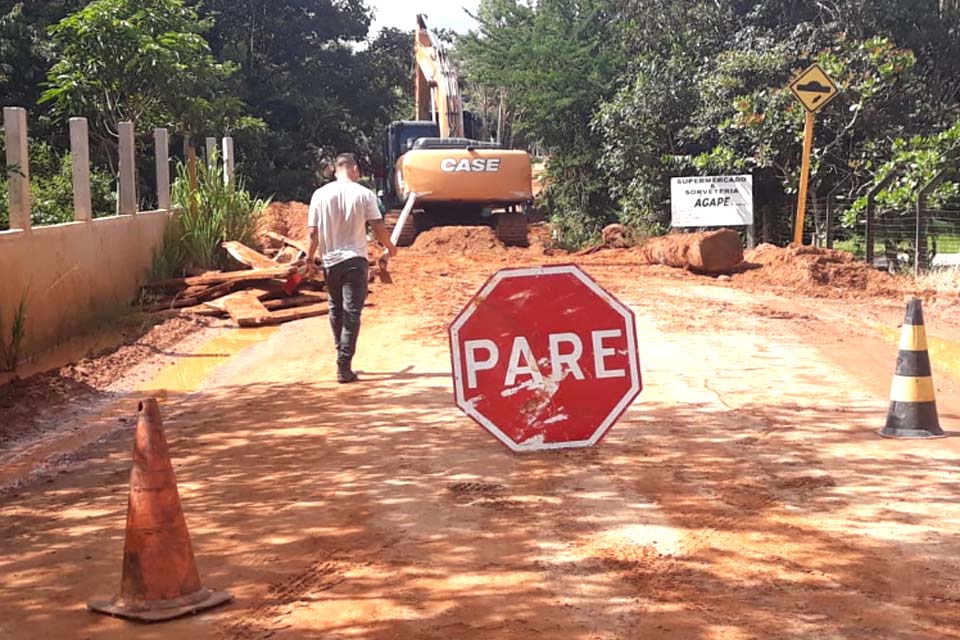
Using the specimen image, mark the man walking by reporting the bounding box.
[305,153,397,383]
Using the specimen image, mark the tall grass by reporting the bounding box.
[0,297,27,371]
[149,217,187,282]
[166,152,270,272]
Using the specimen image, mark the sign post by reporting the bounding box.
[449,265,642,453]
[788,63,839,245]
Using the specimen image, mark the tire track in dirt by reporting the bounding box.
[218,553,346,640]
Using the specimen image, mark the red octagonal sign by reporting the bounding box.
[449,264,642,452]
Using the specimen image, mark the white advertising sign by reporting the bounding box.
[671,175,753,228]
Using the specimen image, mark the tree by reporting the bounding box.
[459,0,626,246]
[596,0,959,240]
[194,0,413,199]
[0,1,87,138]
[40,0,242,157]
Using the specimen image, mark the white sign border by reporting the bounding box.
[670,175,754,229]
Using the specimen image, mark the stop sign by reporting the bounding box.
[449,264,642,452]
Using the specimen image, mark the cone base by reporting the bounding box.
[877,427,946,440]
[87,588,233,622]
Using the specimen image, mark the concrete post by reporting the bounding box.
[205,136,217,167]
[222,136,235,185]
[69,117,92,222]
[118,121,137,215]
[3,107,31,230]
[154,128,170,211]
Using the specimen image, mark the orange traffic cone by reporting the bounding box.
[88,398,232,622]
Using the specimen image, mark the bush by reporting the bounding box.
[164,153,269,273]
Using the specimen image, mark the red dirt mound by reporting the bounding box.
[409,226,507,256]
[601,224,635,249]
[734,243,909,297]
[258,201,309,248]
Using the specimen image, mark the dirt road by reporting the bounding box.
[2,249,960,639]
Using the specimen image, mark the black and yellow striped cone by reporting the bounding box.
[879,298,945,439]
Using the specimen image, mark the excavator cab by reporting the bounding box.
[380,120,441,203]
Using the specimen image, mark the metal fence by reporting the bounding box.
[793,166,960,275]
[867,207,960,272]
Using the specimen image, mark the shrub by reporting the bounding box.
[165,153,269,272]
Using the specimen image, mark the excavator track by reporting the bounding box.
[495,213,529,247]
[384,209,418,247]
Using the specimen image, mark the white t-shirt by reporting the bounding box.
[307,180,382,268]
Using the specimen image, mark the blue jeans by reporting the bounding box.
[324,257,369,365]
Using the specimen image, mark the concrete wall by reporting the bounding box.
[3,108,236,367]
[0,211,171,360]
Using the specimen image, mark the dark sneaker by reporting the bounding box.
[337,363,358,384]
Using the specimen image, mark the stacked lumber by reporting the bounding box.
[262,231,392,283]
[141,239,325,327]
[141,236,390,327]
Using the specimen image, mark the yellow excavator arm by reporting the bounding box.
[414,14,464,138]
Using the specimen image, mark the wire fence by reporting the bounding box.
[869,208,960,272]
[797,198,960,274]
[749,191,960,275]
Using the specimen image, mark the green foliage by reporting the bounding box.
[40,0,242,141]
[196,1,411,199]
[459,0,626,246]
[847,119,960,222]
[0,295,27,372]
[0,1,86,118]
[595,54,700,228]
[592,2,959,242]
[148,216,186,281]
[6,0,959,249]
[168,154,269,271]
[0,138,115,230]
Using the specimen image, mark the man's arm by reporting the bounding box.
[304,227,320,275]
[364,192,397,256]
[370,220,398,257]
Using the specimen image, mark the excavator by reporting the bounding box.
[377,15,533,247]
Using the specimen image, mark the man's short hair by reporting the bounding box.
[335,153,359,169]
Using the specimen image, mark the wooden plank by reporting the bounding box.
[193,280,237,302]
[141,280,237,311]
[150,266,294,289]
[265,231,310,255]
[145,306,224,320]
[223,292,271,327]
[274,246,302,264]
[222,241,276,269]
[261,288,326,302]
[242,302,330,327]
[203,288,272,313]
[141,296,201,313]
[182,284,215,298]
[262,294,327,311]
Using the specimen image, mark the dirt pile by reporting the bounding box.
[409,226,507,256]
[735,244,908,296]
[258,201,309,248]
[640,229,744,274]
[528,222,554,249]
[601,224,635,249]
